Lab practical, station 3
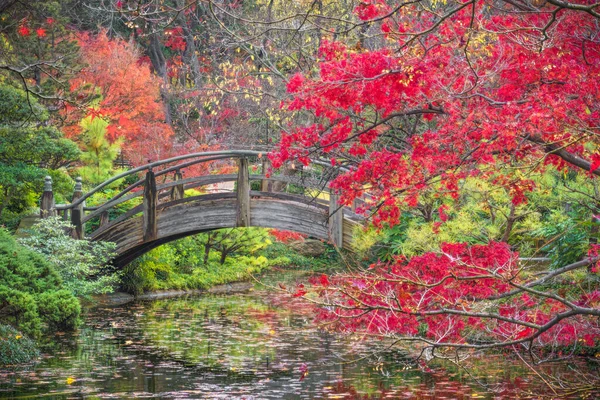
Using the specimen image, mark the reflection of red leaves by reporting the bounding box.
[299,363,308,381]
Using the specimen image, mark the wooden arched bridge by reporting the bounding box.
[40,151,363,267]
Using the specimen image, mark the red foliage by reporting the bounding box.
[17,24,30,37]
[307,242,600,347]
[271,8,600,228]
[63,31,196,166]
[164,27,186,51]
[272,5,600,350]
[270,229,307,243]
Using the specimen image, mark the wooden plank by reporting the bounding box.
[236,158,250,227]
[143,170,158,242]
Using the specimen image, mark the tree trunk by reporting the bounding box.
[147,29,172,125]
[203,235,212,265]
[501,204,516,243]
[176,0,203,89]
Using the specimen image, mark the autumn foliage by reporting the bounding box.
[273,5,600,225]
[64,32,177,166]
[273,1,600,352]
[270,229,307,243]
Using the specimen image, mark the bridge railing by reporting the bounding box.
[42,151,364,248]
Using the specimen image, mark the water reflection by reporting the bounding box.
[0,291,598,399]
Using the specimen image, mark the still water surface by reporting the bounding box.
[1,287,598,399]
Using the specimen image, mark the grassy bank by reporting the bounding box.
[119,232,343,295]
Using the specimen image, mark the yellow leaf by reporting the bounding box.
[15,335,22,340]
[66,377,76,385]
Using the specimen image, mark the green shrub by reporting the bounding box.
[0,324,39,366]
[19,216,118,297]
[0,288,41,337]
[0,228,80,336]
[36,290,81,331]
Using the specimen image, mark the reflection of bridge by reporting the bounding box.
[40,151,363,268]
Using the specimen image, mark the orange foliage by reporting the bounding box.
[64,31,178,166]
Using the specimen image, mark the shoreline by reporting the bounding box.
[90,281,254,307]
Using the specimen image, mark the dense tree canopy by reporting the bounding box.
[0,84,79,218]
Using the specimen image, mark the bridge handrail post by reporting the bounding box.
[261,158,272,193]
[99,211,109,227]
[329,191,344,248]
[71,177,85,239]
[170,169,184,200]
[143,169,158,241]
[236,158,250,227]
[40,176,56,219]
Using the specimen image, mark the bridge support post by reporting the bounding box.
[329,192,343,248]
[40,176,55,219]
[99,211,109,228]
[261,159,272,192]
[171,169,184,200]
[237,158,250,227]
[143,170,158,242]
[71,177,84,239]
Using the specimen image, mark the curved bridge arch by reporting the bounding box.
[46,151,364,268]
[93,193,359,267]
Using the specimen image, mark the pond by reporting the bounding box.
[1,284,598,399]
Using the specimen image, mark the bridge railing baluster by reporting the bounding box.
[171,169,184,200]
[143,169,158,242]
[40,176,56,219]
[261,158,272,193]
[71,177,85,239]
[236,157,250,227]
[329,191,344,248]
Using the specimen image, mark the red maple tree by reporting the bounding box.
[65,31,182,166]
[272,0,600,357]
